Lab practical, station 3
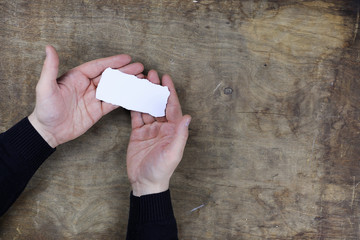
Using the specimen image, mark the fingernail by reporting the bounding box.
[185,118,191,127]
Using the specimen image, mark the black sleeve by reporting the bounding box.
[126,190,178,240]
[0,117,55,216]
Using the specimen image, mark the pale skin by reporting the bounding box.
[29,46,191,196]
[127,70,191,196]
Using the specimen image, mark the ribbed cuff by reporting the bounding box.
[3,117,55,170]
[128,189,175,224]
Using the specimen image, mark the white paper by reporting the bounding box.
[96,68,170,117]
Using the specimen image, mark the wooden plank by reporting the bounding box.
[0,0,359,239]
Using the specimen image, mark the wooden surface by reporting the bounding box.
[0,0,360,239]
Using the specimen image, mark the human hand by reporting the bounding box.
[126,70,191,196]
[28,45,144,148]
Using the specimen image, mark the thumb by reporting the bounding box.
[37,45,59,92]
[168,115,191,163]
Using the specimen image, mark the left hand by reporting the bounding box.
[29,45,144,148]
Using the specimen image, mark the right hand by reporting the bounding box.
[126,70,191,196]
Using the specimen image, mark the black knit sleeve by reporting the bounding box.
[126,190,178,240]
[0,117,55,216]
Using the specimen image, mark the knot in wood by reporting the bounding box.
[224,87,233,95]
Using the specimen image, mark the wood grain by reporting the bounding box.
[0,0,359,239]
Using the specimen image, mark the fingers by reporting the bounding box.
[142,113,155,124]
[162,74,183,123]
[93,62,144,86]
[155,116,167,122]
[131,111,144,129]
[167,115,191,163]
[37,45,59,93]
[147,70,160,84]
[119,62,144,75]
[136,73,145,79]
[76,54,132,79]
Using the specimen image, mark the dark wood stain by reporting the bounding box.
[0,0,360,239]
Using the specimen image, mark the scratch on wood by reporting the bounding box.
[16,226,21,235]
[311,131,318,157]
[190,204,205,212]
[213,82,222,93]
[351,176,360,209]
[122,6,132,35]
[353,1,359,43]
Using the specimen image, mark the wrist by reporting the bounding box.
[131,182,169,197]
[28,113,58,148]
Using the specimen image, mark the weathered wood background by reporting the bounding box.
[1,0,360,239]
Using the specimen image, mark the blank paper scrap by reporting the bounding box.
[96,68,170,117]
